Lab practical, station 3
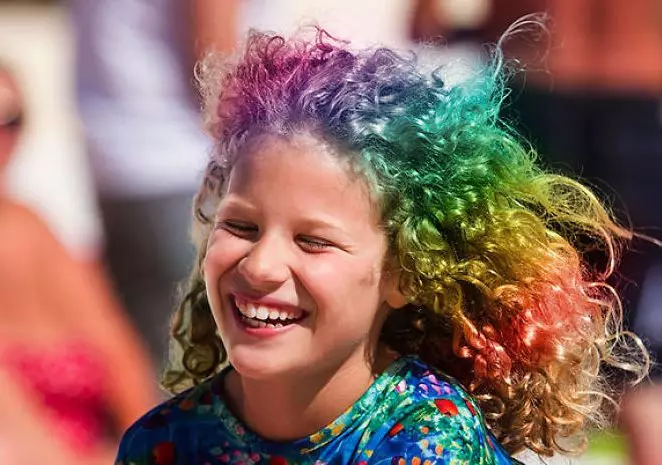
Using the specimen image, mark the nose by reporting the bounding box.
[237,233,291,290]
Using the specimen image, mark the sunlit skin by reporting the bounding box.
[203,134,405,441]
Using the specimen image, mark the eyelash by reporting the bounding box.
[298,236,332,252]
[217,221,257,237]
[217,221,333,252]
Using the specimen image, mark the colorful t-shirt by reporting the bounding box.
[116,357,515,464]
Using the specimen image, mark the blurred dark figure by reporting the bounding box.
[70,0,238,368]
[0,65,156,464]
[413,0,662,375]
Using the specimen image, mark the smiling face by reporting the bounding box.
[203,134,403,381]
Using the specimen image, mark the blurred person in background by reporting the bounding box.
[69,0,239,369]
[0,64,156,464]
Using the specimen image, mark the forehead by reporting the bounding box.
[224,134,381,223]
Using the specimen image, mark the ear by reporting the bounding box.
[384,270,408,309]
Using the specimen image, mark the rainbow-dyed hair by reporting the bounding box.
[164,28,649,456]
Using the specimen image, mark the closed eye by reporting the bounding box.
[217,220,258,239]
[297,236,334,253]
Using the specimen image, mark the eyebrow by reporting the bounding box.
[217,197,258,214]
[297,216,348,234]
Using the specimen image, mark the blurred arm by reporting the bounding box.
[546,0,594,88]
[598,0,662,91]
[410,0,447,43]
[72,260,161,432]
[33,209,159,434]
[621,384,662,465]
[189,0,240,60]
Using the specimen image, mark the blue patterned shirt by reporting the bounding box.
[116,357,515,464]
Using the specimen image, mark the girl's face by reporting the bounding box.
[203,135,403,380]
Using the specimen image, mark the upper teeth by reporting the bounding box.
[235,298,302,321]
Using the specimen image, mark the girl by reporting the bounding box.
[116,28,649,464]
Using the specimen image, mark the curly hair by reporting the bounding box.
[162,27,650,456]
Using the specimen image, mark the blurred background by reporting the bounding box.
[1,0,661,464]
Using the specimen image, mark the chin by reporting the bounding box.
[227,345,302,381]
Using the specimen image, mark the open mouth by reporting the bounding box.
[232,296,307,329]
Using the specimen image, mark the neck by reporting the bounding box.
[224,347,395,441]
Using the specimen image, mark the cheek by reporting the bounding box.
[203,237,246,325]
[203,234,245,287]
[302,257,385,313]
[358,260,383,287]
[201,251,222,312]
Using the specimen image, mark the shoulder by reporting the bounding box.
[403,357,485,425]
[0,201,56,234]
[0,201,66,260]
[115,379,219,464]
[0,201,47,239]
[0,202,52,268]
[388,357,483,423]
[1,200,41,222]
[365,357,513,464]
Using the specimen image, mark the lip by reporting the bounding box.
[228,294,308,338]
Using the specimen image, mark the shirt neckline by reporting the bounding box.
[210,356,411,453]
